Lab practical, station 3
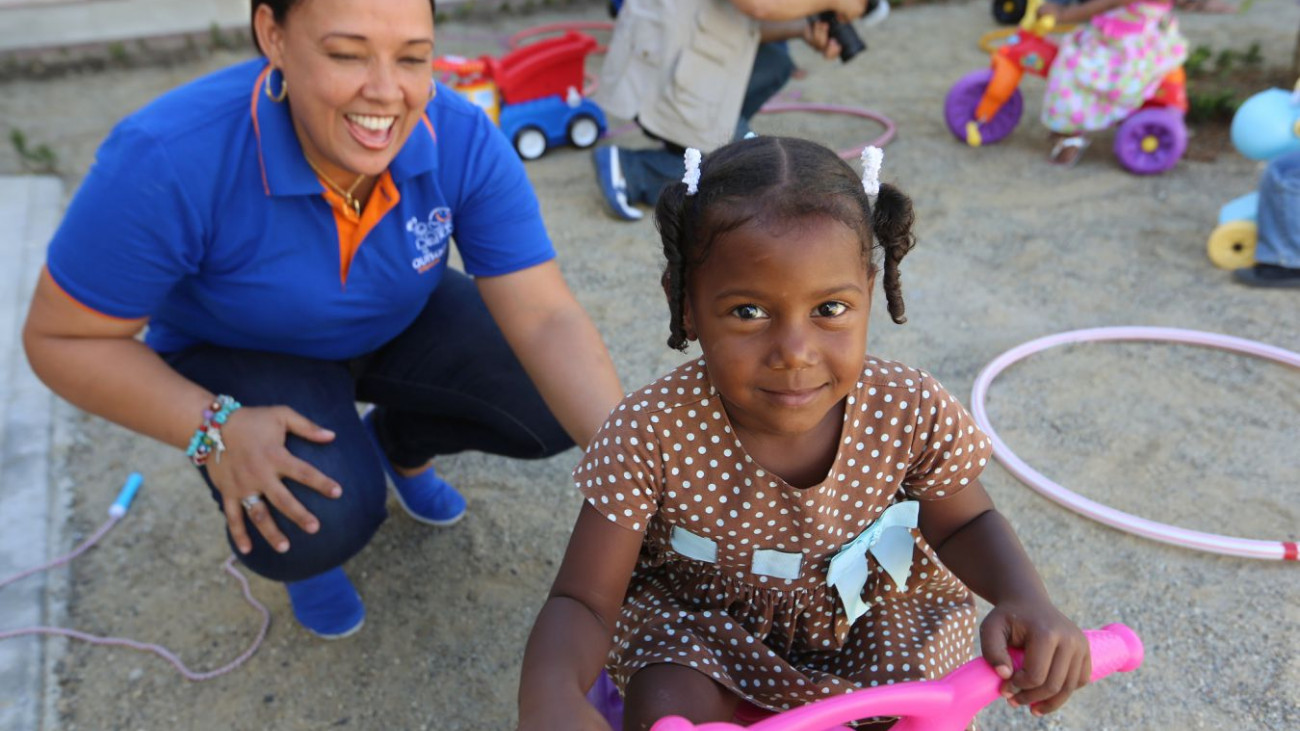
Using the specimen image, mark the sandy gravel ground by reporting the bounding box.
[1,1,1297,729]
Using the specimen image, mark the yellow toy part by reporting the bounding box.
[978,22,1079,53]
[454,81,501,125]
[1021,0,1056,35]
[1206,220,1257,270]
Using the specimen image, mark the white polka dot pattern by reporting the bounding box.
[573,357,992,714]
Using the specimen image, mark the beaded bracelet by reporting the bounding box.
[185,395,242,467]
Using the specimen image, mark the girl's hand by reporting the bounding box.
[204,406,342,555]
[979,600,1091,716]
[518,694,612,731]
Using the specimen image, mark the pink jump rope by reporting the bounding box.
[649,624,1144,731]
[0,473,270,681]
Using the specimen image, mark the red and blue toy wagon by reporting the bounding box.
[435,30,607,160]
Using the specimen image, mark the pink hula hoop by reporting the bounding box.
[970,326,1300,561]
[757,102,898,158]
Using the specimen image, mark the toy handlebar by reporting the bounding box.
[1019,0,1057,35]
[650,623,1143,731]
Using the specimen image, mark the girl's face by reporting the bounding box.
[683,215,873,443]
[256,0,435,181]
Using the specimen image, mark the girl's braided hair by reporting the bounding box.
[655,136,916,351]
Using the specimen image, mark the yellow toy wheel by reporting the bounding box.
[1206,221,1257,270]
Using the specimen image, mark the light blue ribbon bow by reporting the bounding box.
[826,500,920,626]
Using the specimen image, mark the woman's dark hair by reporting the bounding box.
[250,0,437,54]
[655,136,917,351]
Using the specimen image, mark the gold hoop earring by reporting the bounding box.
[265,68,288,103]
[428,80,437,103]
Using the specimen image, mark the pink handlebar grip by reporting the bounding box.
[1088,623,1144,679]
[649,624,1144,731]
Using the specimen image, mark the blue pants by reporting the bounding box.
[164,270,572,582]
[620,41,795,206]
[1256,150,1300,269]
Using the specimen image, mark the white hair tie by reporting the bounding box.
[859,146,883,198]
[683,148,702,196]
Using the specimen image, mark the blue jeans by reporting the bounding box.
[164,270,572,582]
[1256,150,1300,269]
[620,41,795,206]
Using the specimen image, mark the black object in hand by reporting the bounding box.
[815,1,877,64]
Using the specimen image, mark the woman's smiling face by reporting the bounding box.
[682,214,873,444]
[255,0,436,181]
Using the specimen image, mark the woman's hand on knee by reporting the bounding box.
[206,406,342,555]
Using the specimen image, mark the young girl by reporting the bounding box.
[517,137,1090,731]
[1038,0,1188,166]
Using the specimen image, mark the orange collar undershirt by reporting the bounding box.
[319,170,400,287]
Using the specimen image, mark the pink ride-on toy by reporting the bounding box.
[1206,83,1300,269]
[586,623,1144,731]
[944,0,1187,174]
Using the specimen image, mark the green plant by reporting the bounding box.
[1186,90,1240,124]
[209,22,235,50]
[1213,48,1238,75]
[10,129,59,174]
[1185,45,1212,77]
[1241,42,1262,67]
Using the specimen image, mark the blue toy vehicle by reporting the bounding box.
[499,92,606,161]
[434,31,607,161]
[1207,85,1300,269]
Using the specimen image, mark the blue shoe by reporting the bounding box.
[285,567,365,640]
[593,146,644,221]
[362,407,468,526]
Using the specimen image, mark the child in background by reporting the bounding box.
[1038,0,1188,166]
[516,136,1090,731]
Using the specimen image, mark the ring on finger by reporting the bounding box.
[240,494,264,511]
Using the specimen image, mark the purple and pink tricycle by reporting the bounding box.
[943,0,1187,175]
[585,623,1143,730]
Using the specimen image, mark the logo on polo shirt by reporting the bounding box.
[406,207,453,273]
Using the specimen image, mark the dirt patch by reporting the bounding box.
[3,2,1298,730]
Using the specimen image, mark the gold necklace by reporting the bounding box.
[303,154,367,216]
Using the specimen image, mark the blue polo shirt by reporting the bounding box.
[47,58,555,360]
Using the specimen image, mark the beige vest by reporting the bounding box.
[594,0,761,152]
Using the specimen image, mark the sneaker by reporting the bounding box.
[361,407,468,526]
[285,567,365,639]
[1232,263,1300,289]
[593,146,644,221]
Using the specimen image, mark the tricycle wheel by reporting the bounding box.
[568,114,601,149]
[1114,108,1186,175]
[992,0,1027,24]
[514,127,548,161]
[944,69,1023,146]
[1206,220,1257,270]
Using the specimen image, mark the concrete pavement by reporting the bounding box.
[0,176,63,731]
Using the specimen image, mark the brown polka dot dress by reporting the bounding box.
[575,357,994,717]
